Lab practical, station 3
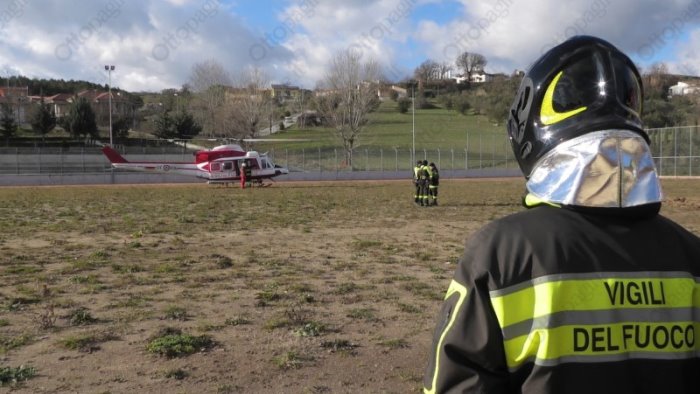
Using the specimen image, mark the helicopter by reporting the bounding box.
[101,143,289,186]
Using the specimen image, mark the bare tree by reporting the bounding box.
[227,67,273,139]
[316,49,381,168]
[414,59,440,89]
[188,60,231,137]
[642,62,670,99]
[437,61,453,80]
[455,52,487,83]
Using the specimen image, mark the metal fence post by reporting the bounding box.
[380,149,383,172]
[479,133,483,169]
[466,131,470,170]
[491,133,495,168]
[690,128,694,177]
[394,148,398,171]
[659,131,664,176]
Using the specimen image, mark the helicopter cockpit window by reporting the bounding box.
[261,158,272,169]
[223,162,233,171]
[211,162,221,171]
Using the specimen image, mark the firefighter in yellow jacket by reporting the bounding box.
[413,160,422,204]
[423,36,700,393]
[420,159,431,206]
[428,162,439,206]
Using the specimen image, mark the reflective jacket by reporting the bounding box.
[430,168,439,187]
[420,165,430,181]
[424,204,700,393]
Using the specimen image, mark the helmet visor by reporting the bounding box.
[612,55,642,115]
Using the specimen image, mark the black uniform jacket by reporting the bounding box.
[424,205,700,393]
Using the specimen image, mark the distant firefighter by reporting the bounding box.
[413,160,422,204]
[428,162,439,206]
[419,159,430,206]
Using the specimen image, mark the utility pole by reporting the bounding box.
[105,65,115,146]
[412,84,415,164]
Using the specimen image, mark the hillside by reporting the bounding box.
[254,100,505,152]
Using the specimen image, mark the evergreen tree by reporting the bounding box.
[66,97,98,139]
[153,111,175,139]
[0,103,18,144]
[172,111,202,139]
[31,97,57,139]
[112,117,131,141]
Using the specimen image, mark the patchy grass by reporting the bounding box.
[0,365,36,385]
[0,333,33,353]
[163,305,188,321]
[59,330,118,353]
[0,179,697,392]
[67,307,98,326]
[146,328,214,358]
[272,350,314,370]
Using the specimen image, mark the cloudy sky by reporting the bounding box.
[1,0,699,92]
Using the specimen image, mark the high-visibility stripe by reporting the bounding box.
[490,272,700,329]
[488,272,700,369]
[524,193,560,208]
[424,280,468,394]
[503,322,700,369]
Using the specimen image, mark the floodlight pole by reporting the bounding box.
[105,65,115,146]
[412,84,415,164]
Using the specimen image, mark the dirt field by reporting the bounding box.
[1,178,698,393]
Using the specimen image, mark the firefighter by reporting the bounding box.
[413,160,422,204]
[420,159,431,206]
[428,162,439,206]
[243,159,252,188]
[423,36,700,393]
[240,161,247,189]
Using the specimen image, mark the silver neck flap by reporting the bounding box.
[526,129,663,208]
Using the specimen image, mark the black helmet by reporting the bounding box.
[422,160,428,165]
[507,36,646,178]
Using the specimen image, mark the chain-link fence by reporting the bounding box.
[1,126,699,178]
[648,126,700,177]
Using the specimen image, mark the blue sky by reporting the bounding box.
[1,0,699,91]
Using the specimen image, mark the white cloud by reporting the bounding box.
[0,0,699,92]
[670,27,700,76]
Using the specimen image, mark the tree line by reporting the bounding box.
[400,52,699,129]
[1,53,697,154]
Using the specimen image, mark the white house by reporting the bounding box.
[449,70,493,84]
[668,81,700,97]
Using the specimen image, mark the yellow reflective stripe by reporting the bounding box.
[424,280,468,394]
[503,322,700,369]
[524,193,560,208]
[491,277,699,330]
[540,71,587,125]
